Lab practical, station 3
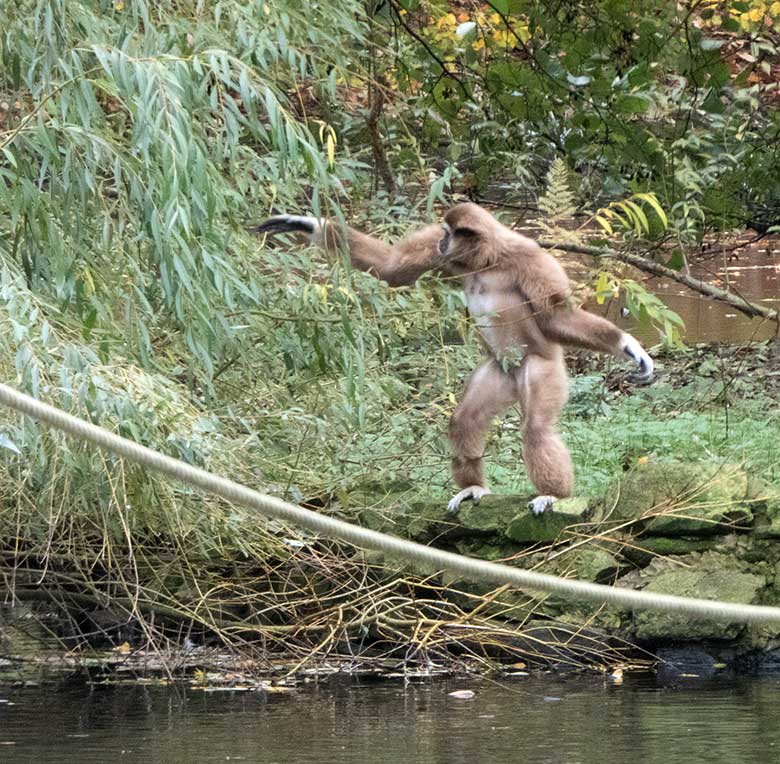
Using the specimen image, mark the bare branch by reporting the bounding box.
[541,240,780,325]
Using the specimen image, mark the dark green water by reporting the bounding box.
[2,675,779,763]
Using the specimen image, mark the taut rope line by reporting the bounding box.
[1,381,778,624]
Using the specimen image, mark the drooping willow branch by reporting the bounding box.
[541,240,779,326]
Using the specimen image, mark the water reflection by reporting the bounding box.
[585,238,780,345]
[2,676,780,763]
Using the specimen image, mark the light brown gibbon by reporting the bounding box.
[255,203,654,515]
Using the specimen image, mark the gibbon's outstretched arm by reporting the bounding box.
[255,214,446,287]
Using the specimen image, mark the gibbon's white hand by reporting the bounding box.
[622,334,654,384]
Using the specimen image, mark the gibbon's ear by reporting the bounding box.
[252,214,321,236]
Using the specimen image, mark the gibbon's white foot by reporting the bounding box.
[447,485,491,514]
[528,495,557,515]
[254,214,322,238]
[621,333,654,385]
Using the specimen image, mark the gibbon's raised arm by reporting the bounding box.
[254,214,446,287]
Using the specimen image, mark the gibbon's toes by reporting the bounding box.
[253,214,320,236]
[447,485,491,514]
[527,495,556,515]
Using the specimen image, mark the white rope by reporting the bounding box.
[2,380,778,624]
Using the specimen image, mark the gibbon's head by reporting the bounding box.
[440,203,502,268]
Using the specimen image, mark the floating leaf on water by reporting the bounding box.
[609,667,624,683]
[448,689,475,699]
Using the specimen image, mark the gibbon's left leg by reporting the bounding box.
[447,360,521,513]
[516,348,574,515]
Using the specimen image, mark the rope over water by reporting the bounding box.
[2,381,779,625]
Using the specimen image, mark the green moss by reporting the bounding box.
[622,536,722,566]
[455,495,530,533]
[604,462,753,536]
[631,552,765,641]
[505,508,587,545]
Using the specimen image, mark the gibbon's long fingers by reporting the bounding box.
[447,485,491,514]
[253,214,321,236]
[528,495,557,515]
[622,334,654,384]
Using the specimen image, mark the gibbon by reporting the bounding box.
[255,203,653,515]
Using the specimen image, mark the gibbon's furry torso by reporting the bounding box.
[441,204,570,362]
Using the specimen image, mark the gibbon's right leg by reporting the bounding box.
[516,349,574,515]
[447,360,521,513]
[255,215,446,287]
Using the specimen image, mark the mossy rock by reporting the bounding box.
[749,482,780,538]
[454,539,522,562]
[622,536,722,567]
[358,502,457,543]
[505,498,588,545]
[562,546,620,583]
[454,495,534,534]
[604,461,752,537]
[629,552,765,641]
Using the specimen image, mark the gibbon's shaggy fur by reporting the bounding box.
[255,203,653,515]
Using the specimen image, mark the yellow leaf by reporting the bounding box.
[771,1,780,15]
[326,132,336,168]
[594,214,613,235]
[633,192,668,228]
[114,0,124,9]
[637,456,650,465]
[595,271,609,305]
[81,267,95,297]
[113,641,131,654]
[194,669,206,683]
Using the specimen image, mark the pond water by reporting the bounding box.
[584,237,780,345]
[2,675,780,763]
